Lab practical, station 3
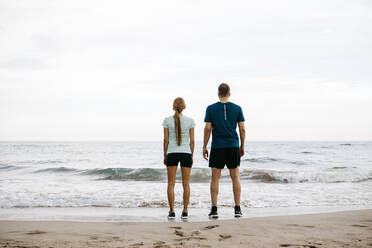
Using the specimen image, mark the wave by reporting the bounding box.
[291,161,307,165]
[242,157,282,163]
[242,157,307,166]
[84,168,165,181]
[18,160,64,165]
[340,143,352,146]
[34,167,78,173]
[301,151,312,154]
[83,168,212,182]
[0,165,18,170]
[0,164,26,170]
[28,166,372,184]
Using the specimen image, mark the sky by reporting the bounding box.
[0,0,371,141]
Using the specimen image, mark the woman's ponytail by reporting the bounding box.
[173,97,186,146]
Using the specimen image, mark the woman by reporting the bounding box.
[162,97,195,220]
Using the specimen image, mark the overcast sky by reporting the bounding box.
[0,0,371,141]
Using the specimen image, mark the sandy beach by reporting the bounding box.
[0,209,371,248]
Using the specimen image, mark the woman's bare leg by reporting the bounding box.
[181,166,191,212]
[167,166,177,212]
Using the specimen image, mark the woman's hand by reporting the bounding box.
[163,155,167,166]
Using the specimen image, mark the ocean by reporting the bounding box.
[0,141,371,222]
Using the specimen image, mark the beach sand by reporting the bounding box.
[0,209,371,248]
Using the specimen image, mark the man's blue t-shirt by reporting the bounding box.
[204,102,245,149]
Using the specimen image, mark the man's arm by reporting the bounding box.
[238,122,245,157]
[163,127,169,165]
[203,122,212,160]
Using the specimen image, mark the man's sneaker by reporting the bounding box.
[168,212,176,220]
[181,212,188,220]
[208,206,218,219]
[234,206,242,218]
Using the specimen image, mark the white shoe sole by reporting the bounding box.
[209,215,219,219]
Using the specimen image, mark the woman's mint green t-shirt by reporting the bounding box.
[162,115,196,154]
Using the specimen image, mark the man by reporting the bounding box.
[203,83,246,218]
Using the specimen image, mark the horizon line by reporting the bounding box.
[0,140,371,142]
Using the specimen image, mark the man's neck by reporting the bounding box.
[219,97,229,103]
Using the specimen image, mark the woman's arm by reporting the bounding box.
[163,127,169,165]
[189,127,195,165]
[189,127,195,155]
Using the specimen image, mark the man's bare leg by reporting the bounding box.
[210,168,222,206]
[229,167,241,206]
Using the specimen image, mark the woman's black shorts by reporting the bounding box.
[166,153,193,168]
[209,147,240,169]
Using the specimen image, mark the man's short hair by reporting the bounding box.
[218,83,230,97]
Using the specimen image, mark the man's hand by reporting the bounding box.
[203,147,209,160]
[240,146,245,157]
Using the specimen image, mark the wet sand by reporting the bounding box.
[0,209,371,247]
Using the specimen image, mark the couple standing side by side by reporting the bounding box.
[162,83,246,220]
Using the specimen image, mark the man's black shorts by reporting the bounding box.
[209,147,240,169]
[166,153,193,168]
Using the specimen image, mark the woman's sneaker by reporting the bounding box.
[234,206,242,218]
[168,212,176,220]
[181,212,188,220]
[208,206,218,219]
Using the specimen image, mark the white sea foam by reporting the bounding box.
[0,141,371,212]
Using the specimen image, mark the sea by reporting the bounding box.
[0,141,371,222]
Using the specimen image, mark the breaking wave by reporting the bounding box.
[0,164,26,170]
[242,157,283,163]
[29,166,372,184]
[34,167,78,173]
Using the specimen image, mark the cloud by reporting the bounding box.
[0,0,371,140]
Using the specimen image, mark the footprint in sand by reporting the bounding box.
[26,230,47,235]
[129,241,144,247]
[191,230,201,236]
[174,236,207,241]
[153,241,171,248]
[286,224,299,227]
[202,225,219,230]
[153,241,166,245]
[218,234,232,241]
[307,241,322,246]
[169,226,182,230]
[286,224,315,228]
[174,230,184,237]
[351,224,368,227]
[280,244,318,248]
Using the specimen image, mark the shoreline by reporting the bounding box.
[0,204,371,222]
[1,209,371,247]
